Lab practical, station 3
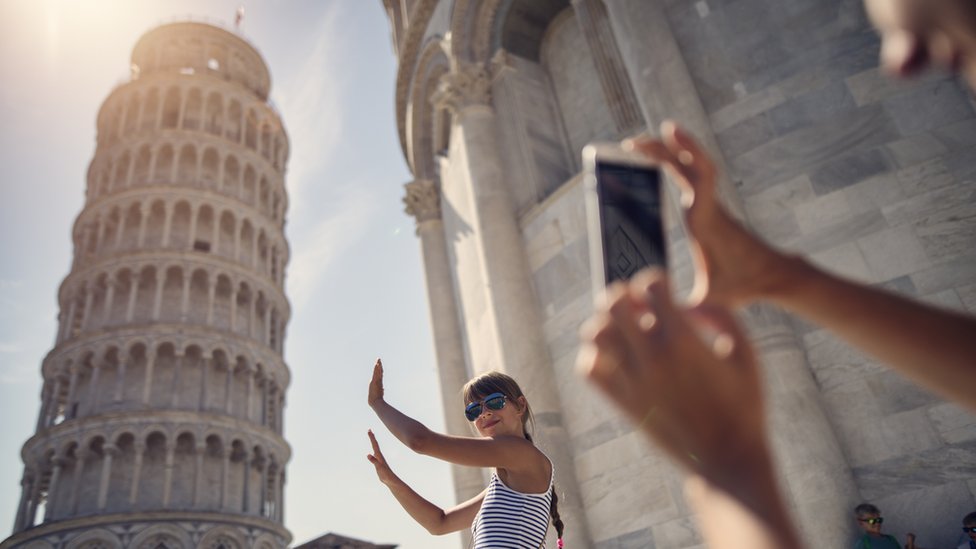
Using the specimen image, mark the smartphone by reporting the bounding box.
[583,142,667,295]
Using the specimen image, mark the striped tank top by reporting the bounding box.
[471,464,553,549]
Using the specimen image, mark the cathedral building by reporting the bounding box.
[2,21,291,549]
[384,1,976,548]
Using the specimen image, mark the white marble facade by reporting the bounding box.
[2,22,291,549]
[387,0,976,548]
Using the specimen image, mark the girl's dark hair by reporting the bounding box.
[462,371,565,541]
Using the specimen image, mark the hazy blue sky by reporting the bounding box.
[0,2,458,547]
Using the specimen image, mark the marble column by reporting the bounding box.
[126,274,139,322]
[113,358,127,403]
[97,444,118,510]
[87,362,102,416]
[224,364,235,415]
[102,280,116,326]
[152,270,164,320]
[25,469,42,528]
[162,443,175,508]
[65,366,80,419]
[245,368,255,421]
[45,377,63,426]
[433,62,591,547]
[14,472,31,531]
[403,179,486,509]
[35,381,51,432]
[129,442,145,505]
[80,286,94,331]
[141,350,157,406]
[44,458,64,520]
[193,443,206,507]
[221,449,231,510]
[241,451,251,513]
[171,351,184,408]
[70,451,87,515]
[199,354,211,411]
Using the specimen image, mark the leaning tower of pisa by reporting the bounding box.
[2,21,291,549]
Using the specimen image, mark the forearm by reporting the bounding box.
[684,453,803,549]
[371,399,434,452]
[383,474,453,535]
[766,255,976,410]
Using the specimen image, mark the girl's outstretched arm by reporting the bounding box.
[368,359,546,474]
[367,430,484,535]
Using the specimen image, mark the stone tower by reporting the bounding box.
[3,21,291,549]
[386,1,976,548]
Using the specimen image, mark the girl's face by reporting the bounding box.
[468,393,526,438]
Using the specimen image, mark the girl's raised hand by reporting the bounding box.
[368,358,384,407]
[366,430,398,486]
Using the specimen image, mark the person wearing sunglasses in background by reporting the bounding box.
[958,511,976,549]
[854,503,918,549]
[366,359,565,548]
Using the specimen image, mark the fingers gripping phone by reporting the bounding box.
[583,142,667,297]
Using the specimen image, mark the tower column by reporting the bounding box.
[65,365,80,419]
[152,269,164,320]
[245,367,255,421]
[35,381,52,432]
[170,350,184,408]
[137,204,150,247]
[87,361,102,415]
[102,279,116,326]
[80,285,94,331]
[141,349,157,406]
[129,441,144,506]
[224,365,234,415]
[193,443,206,506]
[25,467,42,528]
[69,451,87,514]
[199,354,211,411]
[125,271,139,321]
[97,444,118,510]
[44,377,63,427]
[220,448,231,510]
[14,472,32,532]
[44,458,65,520]
[241,451,252,513]
[113,357,127,403]
[161,442,175,508]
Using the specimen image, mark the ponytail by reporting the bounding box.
[524,431,564,547]
[550,488,565,546]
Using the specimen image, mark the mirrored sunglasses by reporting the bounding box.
[465,392,506,421]
[859,517,884,525]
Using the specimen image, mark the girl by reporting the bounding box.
[366,358,565,548]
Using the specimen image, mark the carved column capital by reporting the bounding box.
[432,63,492,114]
[490,49,516,78]
[403,179,442,225]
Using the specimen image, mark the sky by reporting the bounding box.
[0,1,460,547]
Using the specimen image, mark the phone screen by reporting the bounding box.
[595,160,666,284]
